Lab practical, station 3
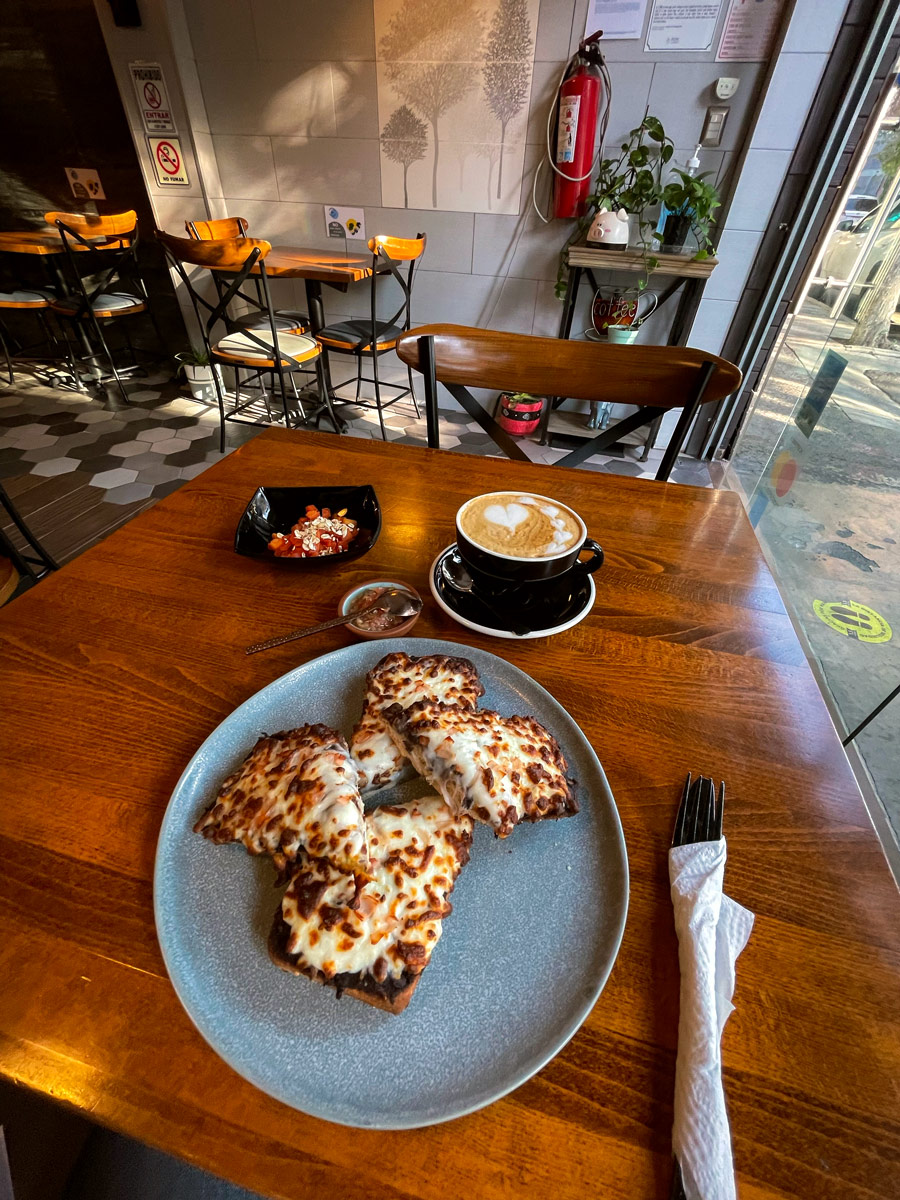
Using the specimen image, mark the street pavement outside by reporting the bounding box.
[728,297,900,858]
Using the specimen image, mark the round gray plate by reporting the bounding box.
[154,637,629,1129]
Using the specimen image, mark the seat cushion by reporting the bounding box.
[317,319,403,352]
[213,330,320,367]
[51,292,146,318]
[0,288,55,309]
[234,309,308,334]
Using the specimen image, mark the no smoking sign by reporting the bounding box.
[148,137,189,187]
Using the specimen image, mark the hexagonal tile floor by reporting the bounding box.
[0,360,714,569]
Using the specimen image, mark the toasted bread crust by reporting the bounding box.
[267,911,420,1014]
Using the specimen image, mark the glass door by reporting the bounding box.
[728,65,900,865]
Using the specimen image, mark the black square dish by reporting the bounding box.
[234,485,381,566]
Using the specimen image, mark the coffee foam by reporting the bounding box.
[460,492,581,559]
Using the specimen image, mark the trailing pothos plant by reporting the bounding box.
[555,116,674,298]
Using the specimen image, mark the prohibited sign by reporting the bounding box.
[148,136,189,187]
[813,600,892,643]
[129,62,175,133]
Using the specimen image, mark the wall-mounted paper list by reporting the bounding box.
[645,0,724,52]
[584,0,651,40]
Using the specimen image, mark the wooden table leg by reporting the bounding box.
[304,278,346,433]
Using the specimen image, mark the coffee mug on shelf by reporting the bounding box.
[456,491,604,585]
[591,287,658,333]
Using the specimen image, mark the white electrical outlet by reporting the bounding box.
[715,77,739,101]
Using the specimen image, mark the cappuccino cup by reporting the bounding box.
[456,491,604,584]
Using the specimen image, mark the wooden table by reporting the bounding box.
[1,428,898,1200]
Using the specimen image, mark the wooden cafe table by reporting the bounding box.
[1,428,899,1199]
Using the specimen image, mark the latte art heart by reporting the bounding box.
[484,503,530,530]
[460,492,583,559]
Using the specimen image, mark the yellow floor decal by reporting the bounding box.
[813,600,893,643]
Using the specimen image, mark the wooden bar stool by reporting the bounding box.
[45,210,159,404]
[317,234,426,440]
[185,215,309,335]
[157,231,339,451]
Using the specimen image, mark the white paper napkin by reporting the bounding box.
[669,839,754,1200]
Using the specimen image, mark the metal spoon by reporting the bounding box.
[440,552,531,637]
[245,588,422,655]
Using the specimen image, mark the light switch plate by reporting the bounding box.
[700,106,729,147]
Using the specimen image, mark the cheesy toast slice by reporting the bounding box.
[269,792,473,1013]
[383,701,578,837]
[350,651,484,793]
[193,724,369,877]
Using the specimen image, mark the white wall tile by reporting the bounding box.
[603,61,655,151]
[176,56,209,134]
[272,136,382,205]
[151,193,208,236]
[212,134,278,200]
[647,61,764,153]
[191,130,224,199]
[472,212,563,280]
[182,0,257,59]
[750,53,829,150]
[724,148,791,232]
[536,0,576,61]
[703,228,763,301]
[688,297,737,355]
[334,61,380,139]
[782,0,848,55]
[527,60,568,146]
[409,271,537,330]
[166,0,196,59]
[197,59,335,137]
[251,0,375,61]
[363,208,475,274]
[209,198,334,245]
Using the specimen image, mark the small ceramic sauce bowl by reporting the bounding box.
[338,579,422,640]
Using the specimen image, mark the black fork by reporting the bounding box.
[670,772,726,1200]
[672,772,725,849]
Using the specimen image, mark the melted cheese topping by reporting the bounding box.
[280,793,472,981]
[384,702,578,837]
[194,725,369,875]
[350,652,484,793]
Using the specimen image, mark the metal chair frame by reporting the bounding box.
[323,237,424,440]
[0,481,59,586]
[50,216,159,405]
[160,237,339,452]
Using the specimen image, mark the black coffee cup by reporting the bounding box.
[456,491,604,585]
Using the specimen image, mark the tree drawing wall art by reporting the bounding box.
[375,0,538,215]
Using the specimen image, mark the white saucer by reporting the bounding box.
[428,548,596,640]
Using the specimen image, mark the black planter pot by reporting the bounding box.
[661,212,692,251]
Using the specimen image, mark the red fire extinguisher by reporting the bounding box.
[553,33,605,220]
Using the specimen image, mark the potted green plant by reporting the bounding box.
[657,167,721,257]
[556,116,674,298]
[175,346,222,403]
[495,390,544,437]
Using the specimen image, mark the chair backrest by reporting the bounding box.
[348,233,426,353]
[396,324,741,411]
[157,229,295,368]
[186,216,249,241]
[45,210,138,240]
[45,210,141,316]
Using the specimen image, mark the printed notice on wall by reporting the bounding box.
[129,62,175,133]
[584,0,651,40]
[717,0,785,61]
[645,0,724,51]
